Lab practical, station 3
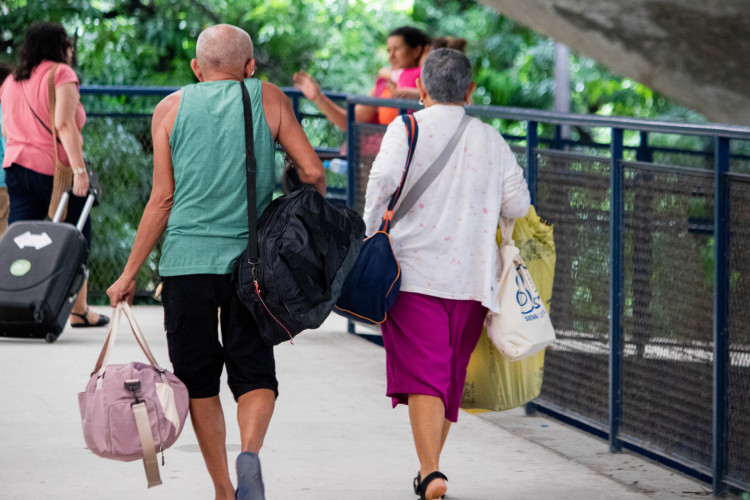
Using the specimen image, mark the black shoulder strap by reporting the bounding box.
[379,113,419,233]
[241,80,258,262]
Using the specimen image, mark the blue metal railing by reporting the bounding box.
[78,85,750,495]
[344,94,750,497]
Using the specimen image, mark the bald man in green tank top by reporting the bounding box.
[107,24,325,500]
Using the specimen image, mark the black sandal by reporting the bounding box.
[70,309,110,328]
[413,472,421,495]
[416,471,447,500]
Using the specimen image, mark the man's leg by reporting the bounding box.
[232,384,275,500]
[190,396,235,500]
[237,389,276,453]
[162,275,229,499]
[222,281,278,500]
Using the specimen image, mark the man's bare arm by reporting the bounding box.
[263,82,326,195]
[106,93,180,305]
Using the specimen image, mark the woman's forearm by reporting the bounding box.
[311,93,348,131]
[55,122,85,169]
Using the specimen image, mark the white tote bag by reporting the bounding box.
[485,217,555,361]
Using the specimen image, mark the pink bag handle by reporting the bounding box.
[92,302,164,377]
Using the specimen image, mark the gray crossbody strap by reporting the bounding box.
[391,113,473,226]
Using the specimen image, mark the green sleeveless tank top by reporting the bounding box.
[159,78,275,276]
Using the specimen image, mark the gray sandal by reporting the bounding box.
[235,451,265,500]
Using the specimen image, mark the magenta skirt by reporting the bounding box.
[380,291,487,422]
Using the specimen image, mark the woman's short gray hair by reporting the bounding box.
[421,48,472,104]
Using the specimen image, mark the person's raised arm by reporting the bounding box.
[353,84,378,125]
[106,93,179,306]
[293,70,348,131]
[263,82,326,195]
[55,81,89,197]
[293,70,377,131]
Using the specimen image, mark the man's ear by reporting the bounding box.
[245,58,256,79]
[190,59,203,82]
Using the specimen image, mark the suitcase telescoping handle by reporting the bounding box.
[52,188,97,231]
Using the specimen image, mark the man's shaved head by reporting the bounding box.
[196,24,254,72]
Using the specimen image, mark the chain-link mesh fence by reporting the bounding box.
[75,90,750,488]
[533,150,612,425]
[351,123,387,215]
[620,163,715,468]
[728,173,750,485]
[82,114,159,299]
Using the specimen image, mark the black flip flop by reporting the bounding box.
[417,471,447,500]
[70,309,110,328]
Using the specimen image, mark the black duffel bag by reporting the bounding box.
[234,82,365,345]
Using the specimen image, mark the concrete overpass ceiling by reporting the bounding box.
[479,0,750,125]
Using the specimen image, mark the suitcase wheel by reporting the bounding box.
[44,333,59,344]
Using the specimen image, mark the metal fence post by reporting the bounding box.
[526,121,539,205]
[346,100,358,335]
[609,127,625,452]
[712,136,730,496]
[552,124,563,150]
[346,100,357,210]
[521,121,539,416]
[291,94,301,123]
[636,131,652,162]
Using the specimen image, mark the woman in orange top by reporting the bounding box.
[293,26,430,130]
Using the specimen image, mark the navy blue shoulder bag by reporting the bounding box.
[333,114,419,324]
[334,112,473,324]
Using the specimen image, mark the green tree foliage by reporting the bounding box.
[1,0,710,300]
[2,0,699,122]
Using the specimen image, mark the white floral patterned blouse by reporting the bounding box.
[363,104,530,313]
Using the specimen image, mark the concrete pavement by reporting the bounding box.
[0,306,716,499]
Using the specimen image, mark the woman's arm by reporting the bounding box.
[293,70,348,131]
[354,84,378,125]
[293,70,377,130]
[55,81,89,197]
[498,139,530,218]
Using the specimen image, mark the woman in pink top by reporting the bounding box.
[0,22,108,328]
[292,26,430,130]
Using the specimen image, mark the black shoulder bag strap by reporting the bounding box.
[240,81,259,265]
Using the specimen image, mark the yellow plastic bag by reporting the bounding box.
[511,205,555,314]
[462,206,555,412]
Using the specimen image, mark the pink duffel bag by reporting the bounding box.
[78,302,189,487]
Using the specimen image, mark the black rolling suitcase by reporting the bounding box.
[0,189,97,343]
